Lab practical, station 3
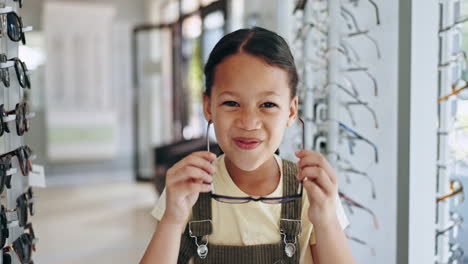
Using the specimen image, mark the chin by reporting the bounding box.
[224,150,270,172]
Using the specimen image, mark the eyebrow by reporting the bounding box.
[217,91,281,97]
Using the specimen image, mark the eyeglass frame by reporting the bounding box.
[339,190,380,229]
[0,55,31,89]
[1,102,31,136]
[0,10,26,45]
[437,179,464,203]
[438,79,468,102]
[0,146,33,177]
[3,188,35,228]
[2,222,36,264]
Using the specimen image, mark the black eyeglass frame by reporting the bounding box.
[0,55,31,89]
[0,146,33,177]
[0,11,26,45]
[2,102,30,136]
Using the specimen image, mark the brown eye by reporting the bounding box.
[261,102,277,108]
[222,101,239,107]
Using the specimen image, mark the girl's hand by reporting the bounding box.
[162,151,217,226]
[295,150,338,227]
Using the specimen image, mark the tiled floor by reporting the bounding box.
[31,181,159,264]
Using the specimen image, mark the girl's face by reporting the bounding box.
[203,52,298,172]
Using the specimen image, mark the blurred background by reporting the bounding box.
[9,0,468,263]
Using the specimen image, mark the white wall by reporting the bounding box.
[22,0,147,184]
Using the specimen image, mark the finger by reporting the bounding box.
[295,150,337,184]
[171,151,217,172]
[303,178,326,204]
[297,166,335,195]
[179,181,212,195]
[193,151,218,162]
[177,166,213,184]
[181,152,217,174]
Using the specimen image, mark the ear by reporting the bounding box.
[286,96,298,127]
[203,93,213,122]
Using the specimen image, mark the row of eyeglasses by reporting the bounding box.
[436,0,467,263]
[292,0,382,256]
[0,1,39,264]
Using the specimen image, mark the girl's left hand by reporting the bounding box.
[295,149,338,227]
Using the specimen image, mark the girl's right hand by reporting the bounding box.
[162,151,217,226]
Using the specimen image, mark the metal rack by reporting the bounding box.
[436,0,466,263]
[0,1,42,263]
[291,0,381,260]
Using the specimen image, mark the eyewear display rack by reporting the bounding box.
[0,1,39,264]
[291,0,381,258]
[436,0,466,263]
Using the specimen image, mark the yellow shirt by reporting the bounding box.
[151,154,350,264]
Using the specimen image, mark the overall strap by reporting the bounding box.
[279,159,302,264]
[178,192,212,264]
[191,192,213,236]
[280,159,302,231]
[178,225,197,264]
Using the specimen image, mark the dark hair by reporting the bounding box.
[203,27,298,99]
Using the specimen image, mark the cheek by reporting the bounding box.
[265,120,287,143]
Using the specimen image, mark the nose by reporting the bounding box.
[235,108,261,131]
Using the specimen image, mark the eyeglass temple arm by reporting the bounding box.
[339,122,379,163]
[440,16,468,33]
[436,218,464,236]
[341,7,362,32]
[437,83,468,103]
[366,0,380,25]
[339,191,379,229]
[346,30,381,60]
[437,181,464,202]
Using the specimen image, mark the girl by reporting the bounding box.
[140,27,356,264]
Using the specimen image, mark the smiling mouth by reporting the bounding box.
[233,138,262,150]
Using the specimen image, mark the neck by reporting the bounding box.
[224,155,280,197]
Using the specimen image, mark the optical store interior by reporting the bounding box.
[0,0,467,263]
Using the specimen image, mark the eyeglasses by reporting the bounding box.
[344,30,381,59]
[0,10,26,45]
[439,16,468,34]
[348,0,380,25]
[438,79,468,102]
[319,83,379,128]
[339,191,379,229]
[0,158,14,195]
[336,154,376,199]
[314,49,379,97]
[438,51,467,69]
[0,146,33,176]
[3,188,35,228]
[0,205,9,249]
[437,179,464,203]
[436,212,464,240]
[1,103,31,136]
[2,223,37,264]
[0,55,31,88]
[338,122,379,163]
[207,118,305,204]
